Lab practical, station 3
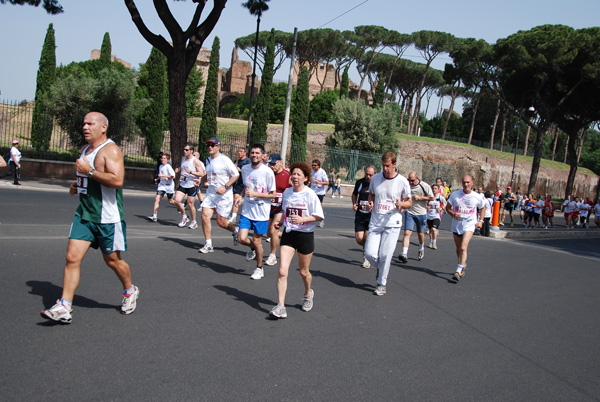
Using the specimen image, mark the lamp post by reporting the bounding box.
[510,106,536,189]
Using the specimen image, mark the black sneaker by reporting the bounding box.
[398,253,408,263]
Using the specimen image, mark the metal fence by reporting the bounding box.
[0,100,382,181]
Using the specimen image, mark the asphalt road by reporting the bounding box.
[1,186,600,401]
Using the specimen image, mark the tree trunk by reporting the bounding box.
[564,128,579,198]
[576,128,586,163]
[399,94,407,131]
[527,127,546,195]
[552,125,559,161]
[167,56,188,167]
[563,138,568,164]
[523,125,531,156]
[441,90,456,140]
[467,92,480,145]
[489,97,501,150]
[499,108,507,152]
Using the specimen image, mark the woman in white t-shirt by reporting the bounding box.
[270,162,324,319]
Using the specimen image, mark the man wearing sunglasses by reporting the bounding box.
[174,145,205,229]
[197,137,239,253]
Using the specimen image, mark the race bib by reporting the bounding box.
[375,199,395,214]
[76,173,88,195]
[271,192,283,207]
[359,200,370,213]
[285,201,308,229]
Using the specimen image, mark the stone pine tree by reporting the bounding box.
[291,66,309,162]
[373,77,385,108]
[340,66,349,99]
[199,36,220,161]
[138,47,167,159]
[31,23,56,151]
[250,28,275,146]
[99,32,111,70]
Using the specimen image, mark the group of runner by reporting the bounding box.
[39,113,599,324]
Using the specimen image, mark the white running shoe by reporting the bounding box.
[373,285,386,296]
[232,230,239,246]
[270,304,287,319]
[178,216,189,228]
[362,258,371,269]
[301,289,314,312]
[265,254,277,266]
[147,215,157,222]
[121,286,139,315]
[245,249,256,261]
[188,220,198,230]
[198,244,214,253]
[41,300,72,324]
[418,249,424,261]
[250,267,264,280]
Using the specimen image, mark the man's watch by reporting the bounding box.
[88,168,96,179]
[224,184,229,190]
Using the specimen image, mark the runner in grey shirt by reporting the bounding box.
[398,171,434,263]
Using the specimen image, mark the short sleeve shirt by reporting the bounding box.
[205,154,239,195]
[408,180,434,216]
[368,172,411,229]
[240,163,276,221]
[448,189,485,235]
[282,186,324,233]
[311,168,328,195]
[157,164,176,193]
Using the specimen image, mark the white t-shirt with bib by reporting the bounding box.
[368,172,411,229]
[157,164,176,193]
[205,154,239,196]
[282,186,324,233]
[241,163,276,221]
[448,189,485,235]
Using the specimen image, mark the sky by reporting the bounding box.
[1,0,599,115]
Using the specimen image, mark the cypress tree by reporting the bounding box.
[99,32,111,70]
[199,36,220,161]
[373,77,385,108]
[250,28,275,146]
[31,23,56,151]
[291,66,309,162]
[138,47,167,159]
[340,66,349,99]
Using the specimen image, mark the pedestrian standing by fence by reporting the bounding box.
[41,112,139,323]
[445,174,485,282]
[9,139,21,185]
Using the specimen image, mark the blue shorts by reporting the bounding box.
[239,215,269,235]
[69,215,127,254]
[404,212,427,233]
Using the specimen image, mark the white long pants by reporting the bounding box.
[364,226,401,287]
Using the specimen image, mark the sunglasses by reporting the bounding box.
[408,179,416,183]
[207,144,218,148]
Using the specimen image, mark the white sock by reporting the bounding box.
[402,247,408,255]
[206,239,213,247]
[457,264,465,273]
[419,244,425,251]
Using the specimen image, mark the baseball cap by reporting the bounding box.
[506,186,511,190]
[12,140,18,144]
[206,137,221,146]
[268,154,282,164]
